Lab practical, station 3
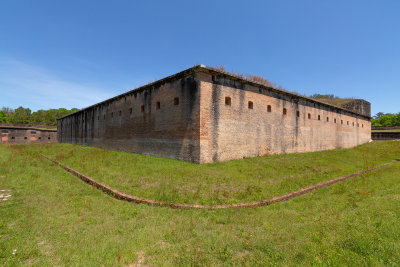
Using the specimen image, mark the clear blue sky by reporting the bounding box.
[1,0,399,116]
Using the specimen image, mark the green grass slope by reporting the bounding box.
[23,141,400,205]
[0,142,400,266]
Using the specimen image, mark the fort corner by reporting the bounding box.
[57,65,371,163]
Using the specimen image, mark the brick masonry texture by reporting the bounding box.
[340,99,371,117]
[0,126,57,144]
[57,65,372,163]
[372,132,400,140]
[58,74,201,162]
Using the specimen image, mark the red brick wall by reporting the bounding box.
[198,72,371,163]
[57,67,371,163]
[58,74,201,162]
[0,128,57,144]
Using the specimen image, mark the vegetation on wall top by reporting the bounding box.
[309,94,354,107]
[210,66,356,107]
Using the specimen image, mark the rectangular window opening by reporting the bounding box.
[119,110,122,116]
[129,108,133,114]
[327,117,329,122]
[318,115,321,120]
[141,105,145,112]
[225,97,231,106]
[156,101,161,109]
[267,105,272,112]
[248,101,253,109]
[296,111,300,117]
[174,97,179,105]
[334,118,337,123]
[283,108,287,115]
[308,113,311,119]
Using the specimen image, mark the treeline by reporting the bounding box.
[0,107,79,126]
[372,112,400,127]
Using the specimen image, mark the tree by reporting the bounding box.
[373,112,385,120]
[0,110,9,123]
[0,106,78,126]
[371,112,400,127]
[10,107,31,124]
[30,110,46,125]
[1,107,14,117]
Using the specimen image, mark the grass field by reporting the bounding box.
[24,141,400,205]
[310,98,354,107]
[1,141,400,266]
[0,125,57,131]
[372,129,400,133]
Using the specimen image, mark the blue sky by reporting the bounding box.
[1,0,399,116]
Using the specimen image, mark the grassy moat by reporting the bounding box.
[1,141,400,266]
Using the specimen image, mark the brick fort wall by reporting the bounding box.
[198,72,371,163]
[57,66,371,163]
[58,74,201,162]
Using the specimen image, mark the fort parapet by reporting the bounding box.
[57,65,371,163]
[340,99,371,118]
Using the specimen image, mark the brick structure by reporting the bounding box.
[372,132,400,140]
[340,99,371,117]
[57,65,372,163]
[371,126,400,140]
[0,125,57,144]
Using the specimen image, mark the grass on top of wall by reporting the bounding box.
[21,141,400,205]
[1,142,400,266]
[372,129,400,133]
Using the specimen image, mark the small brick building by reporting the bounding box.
[57,65,371,163]
[0,124,57,144]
